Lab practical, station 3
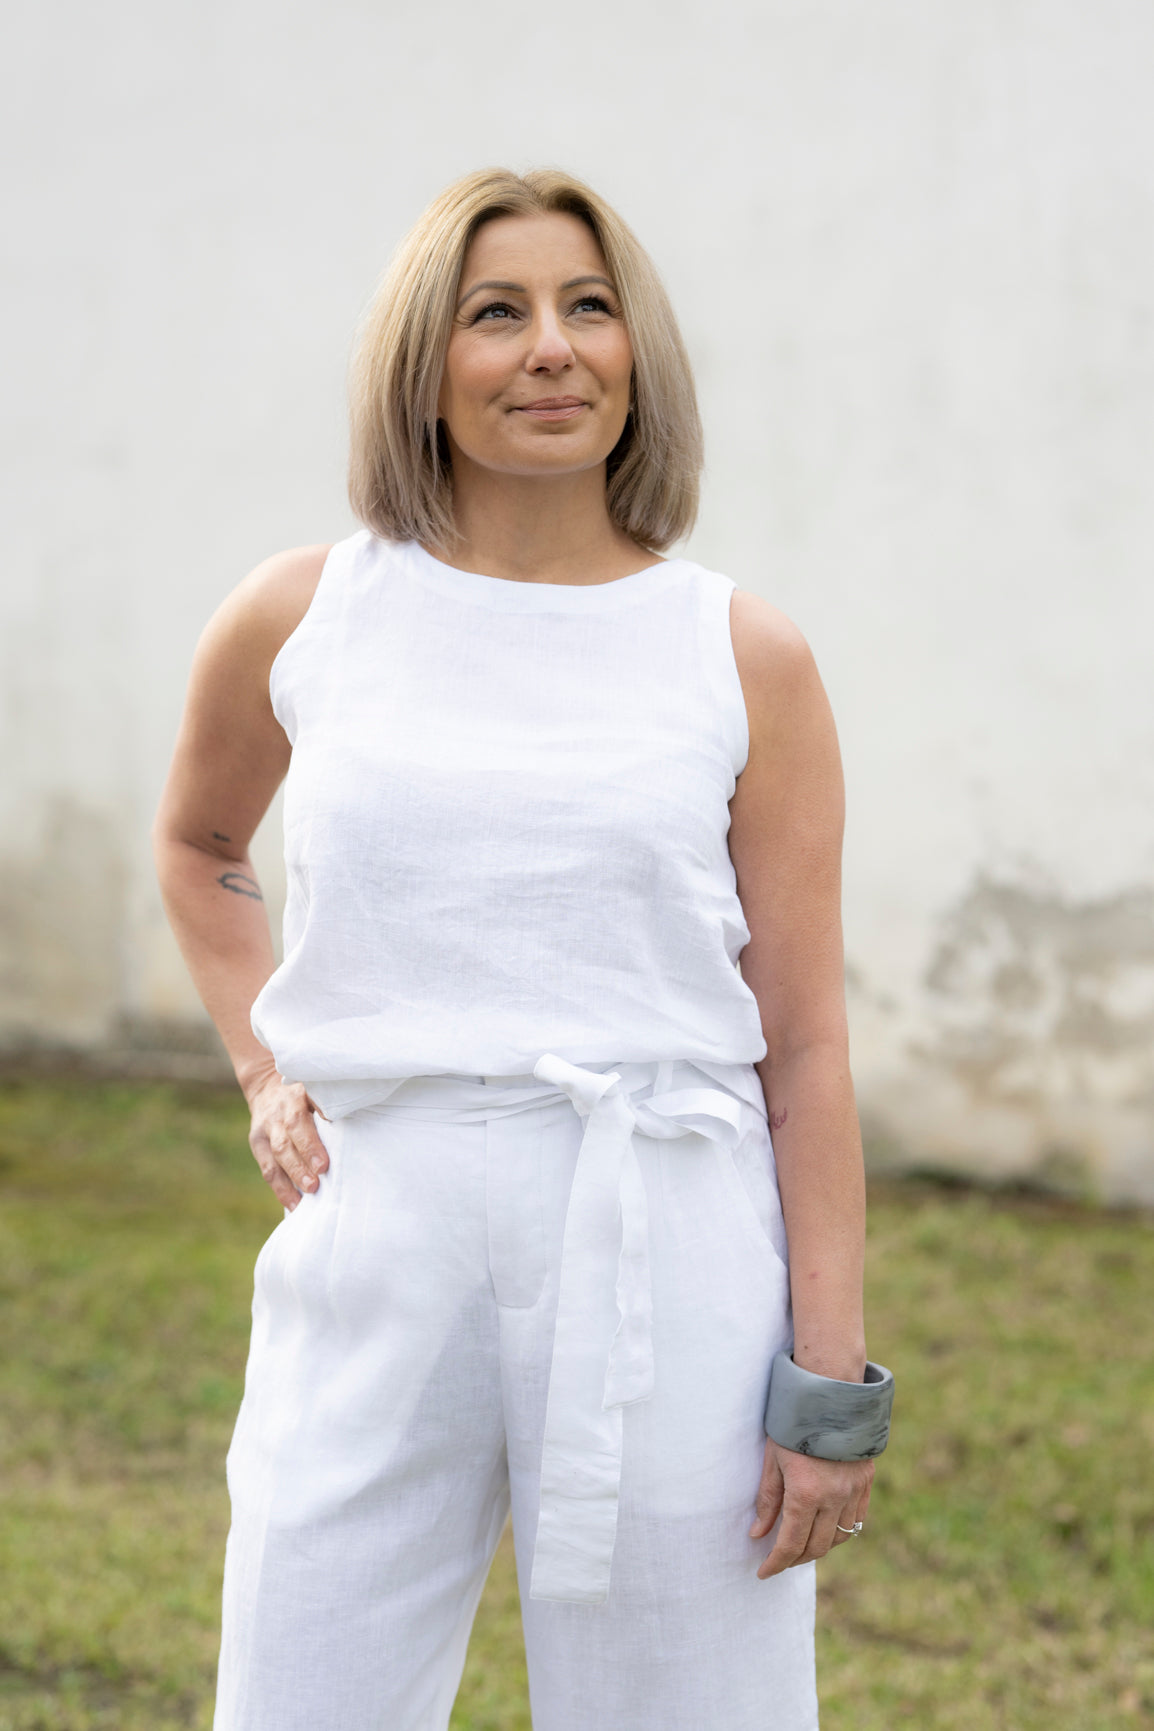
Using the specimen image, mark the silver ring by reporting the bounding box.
[835,1520,864,1536]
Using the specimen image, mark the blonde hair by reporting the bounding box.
[347,167,703,553]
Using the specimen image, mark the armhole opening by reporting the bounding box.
[701,574,750,782]
[267,533,365,728]
[724,583,752,779]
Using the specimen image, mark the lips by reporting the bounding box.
[512,397,588,422]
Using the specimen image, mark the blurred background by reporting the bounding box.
[1,2,1152,1727]
[3,0,1153,1202]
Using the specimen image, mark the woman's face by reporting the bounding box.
[437,211,634,481]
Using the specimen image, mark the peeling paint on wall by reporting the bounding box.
[918,874,1154,1111]
[854,873,1154,1204]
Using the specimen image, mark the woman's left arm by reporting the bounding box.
[726,588,875,1578]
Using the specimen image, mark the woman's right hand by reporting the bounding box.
[245,1070,330,1210]
[151,542,334,1208]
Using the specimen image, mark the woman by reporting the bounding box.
[154,166,890,1731]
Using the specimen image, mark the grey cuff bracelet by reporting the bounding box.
[763,1351,895,1460]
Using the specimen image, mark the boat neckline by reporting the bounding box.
[406,540,690,610]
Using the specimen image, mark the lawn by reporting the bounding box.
[0,1078,1151,1729]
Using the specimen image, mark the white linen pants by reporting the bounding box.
[213,1059,818,1730]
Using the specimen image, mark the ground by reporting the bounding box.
[0,1079,1151,1729]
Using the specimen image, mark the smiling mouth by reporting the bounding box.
[513,399,588,421]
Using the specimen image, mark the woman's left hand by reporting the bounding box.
[750,1439,875,1577]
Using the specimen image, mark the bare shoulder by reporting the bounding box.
[180,543,334,737]
[727,587,843,844]
[728,587,824,735]
[207,542,334,664]
[729,586,812,669]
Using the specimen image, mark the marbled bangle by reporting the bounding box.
[763,1351,895,1459]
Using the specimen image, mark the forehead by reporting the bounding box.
[461,210,608,281]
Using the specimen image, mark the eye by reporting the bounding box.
[471,300,519,323]
[571,294,615,316]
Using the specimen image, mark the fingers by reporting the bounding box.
[248,1124,296,1206]
[749,1451,784,1542]
[249,1082,330,1206]
[253,1124,316,1202]
[829,1479,873,1549]
[273,1114,329,1194]
[755,1447,875,1578]
[267,1156,304,1212]
[826,1500,861,1551]
[799,1504,844,1563]
[757,1502,813,1585]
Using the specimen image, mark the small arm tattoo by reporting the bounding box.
[770,1107,788,1131]
[212,831,232,842]
[217,871,263,901]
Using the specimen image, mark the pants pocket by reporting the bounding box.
[256,1114,344,1312]
[716,1111,790,1275]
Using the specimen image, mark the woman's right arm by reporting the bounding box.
[151,543,332,1210]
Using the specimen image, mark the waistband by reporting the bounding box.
[306,1056,767,1126]
[307,1055,767,1605]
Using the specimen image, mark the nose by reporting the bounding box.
[524,307,575,374]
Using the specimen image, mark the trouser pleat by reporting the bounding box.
[213,1073,818,1730]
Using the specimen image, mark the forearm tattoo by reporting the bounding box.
[216,870,263,901]
[770,1106,788,1131]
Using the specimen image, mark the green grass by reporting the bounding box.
[0,1079,1151,1729]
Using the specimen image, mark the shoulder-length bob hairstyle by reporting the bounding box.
[347,167,703,554]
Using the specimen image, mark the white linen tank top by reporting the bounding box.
[250,530,768,1116]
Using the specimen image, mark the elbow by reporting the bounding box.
[757,1022,851,1077]
[151,802,205,887]
[151,814,183,896]
[151,796,182,873]
[150,805,171,871]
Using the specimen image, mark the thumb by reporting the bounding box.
[750,1446,785,1539]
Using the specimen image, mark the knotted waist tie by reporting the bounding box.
[312,1054,766,1606]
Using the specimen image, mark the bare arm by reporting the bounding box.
[726,586,874,1573]
[151,543,332,1208]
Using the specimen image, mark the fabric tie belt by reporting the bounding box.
[310,1054,765,1606]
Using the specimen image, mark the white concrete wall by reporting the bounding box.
[3,1,1153,1199]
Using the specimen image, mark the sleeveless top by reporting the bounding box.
[249,530,769,1117]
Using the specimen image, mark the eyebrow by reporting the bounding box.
[456,274,617,309]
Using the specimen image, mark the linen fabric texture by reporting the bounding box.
[214,1074,818,1731]
[220,534,818,1727]
[250,532,769,1113]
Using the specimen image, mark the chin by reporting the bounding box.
[515,439,619,474]
[485,441,610,477]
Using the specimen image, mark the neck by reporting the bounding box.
[428,462,658,585]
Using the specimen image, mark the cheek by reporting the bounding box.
[596,329,635,397]
[441,340,509,419]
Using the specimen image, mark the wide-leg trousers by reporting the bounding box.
[213,1061,818,1730]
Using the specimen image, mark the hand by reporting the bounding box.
[245,1070,330,1210]
[750,1438,874,1577]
